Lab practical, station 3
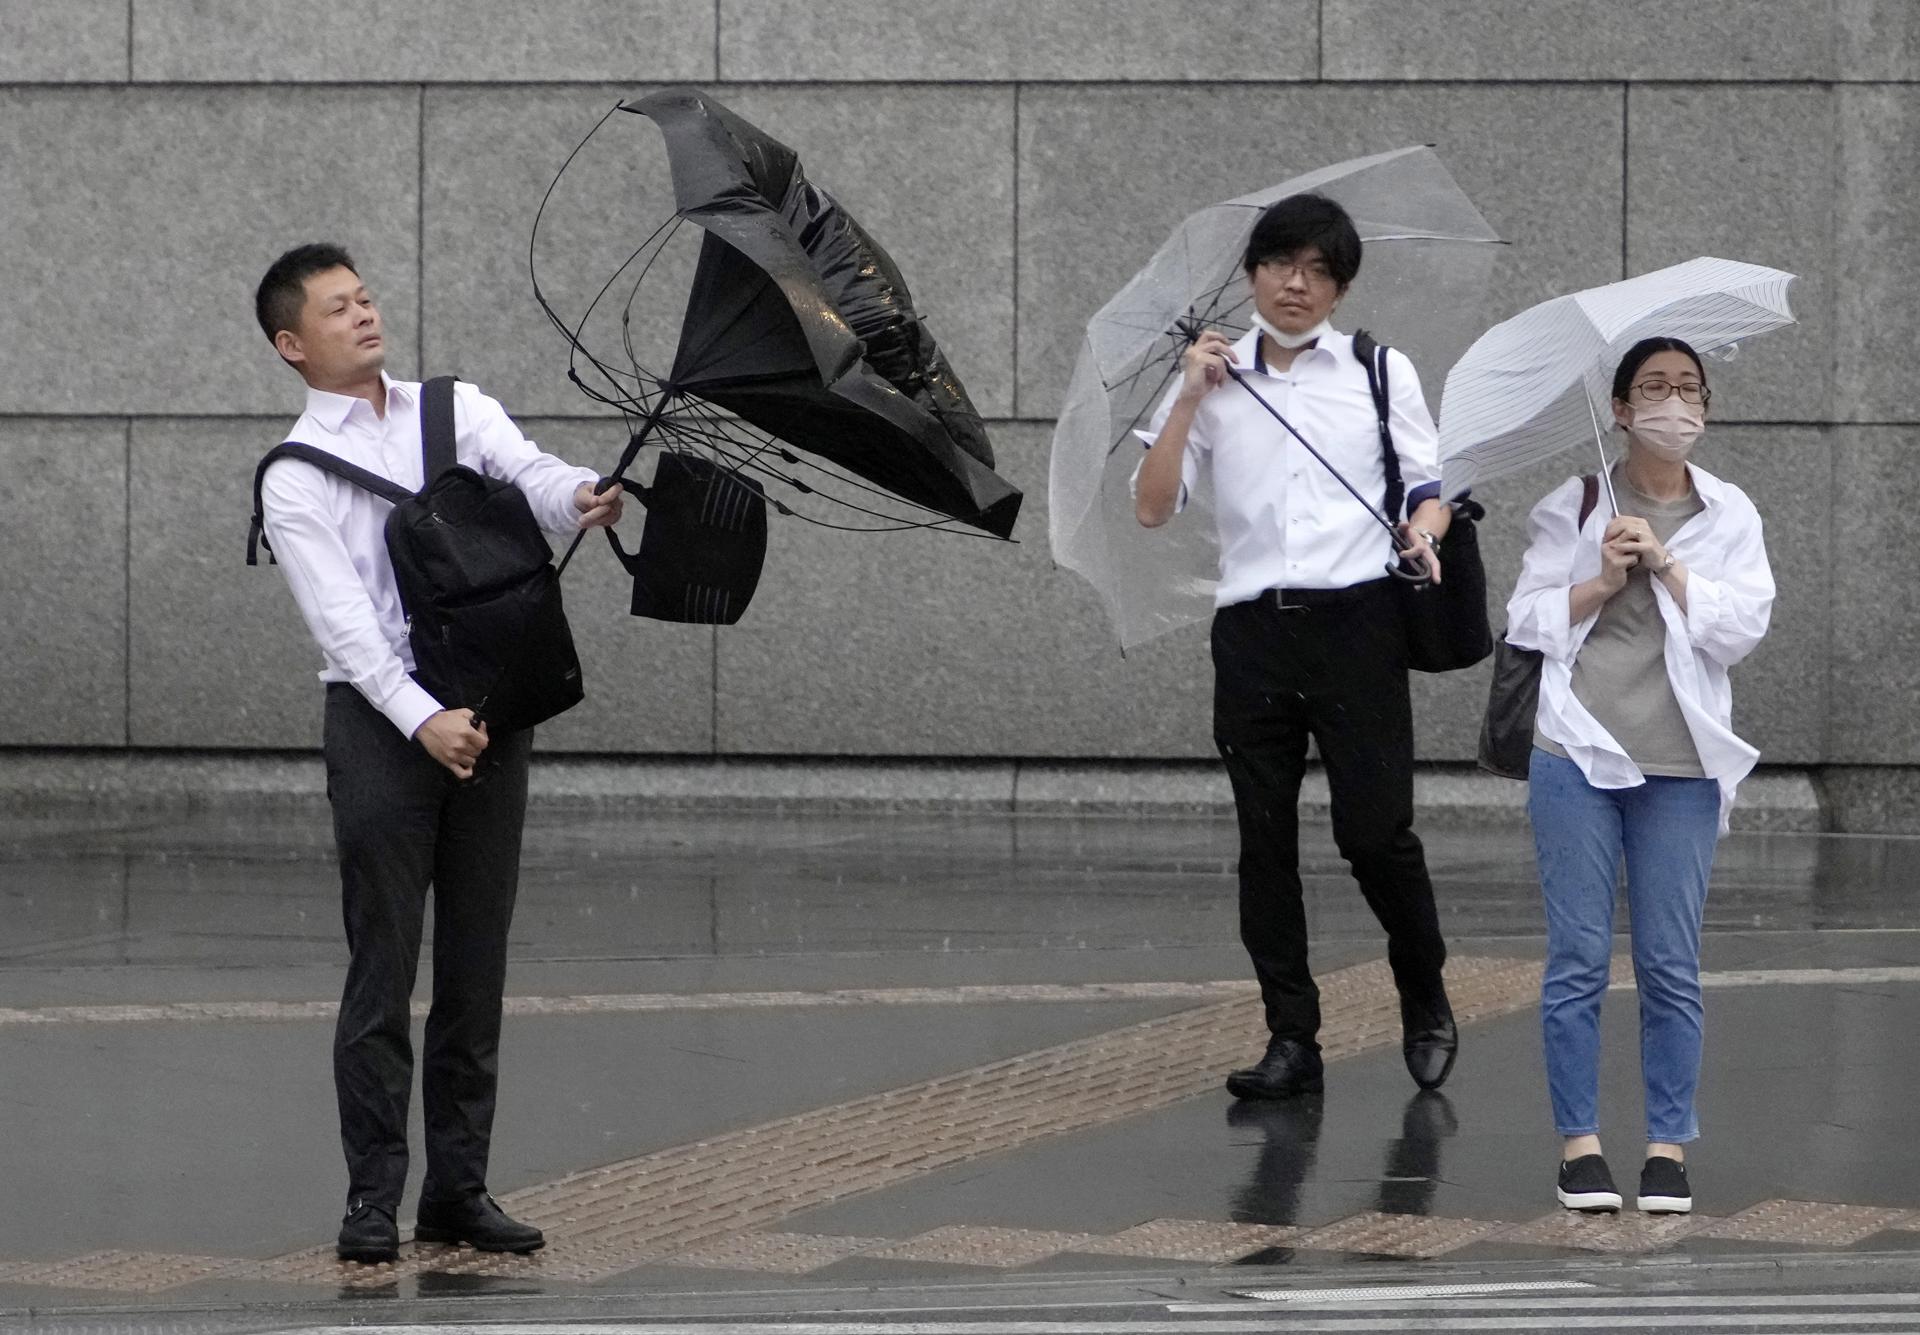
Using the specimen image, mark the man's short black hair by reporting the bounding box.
[1242,194,1362,288]
[255,242,357,344]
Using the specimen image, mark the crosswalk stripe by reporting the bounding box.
[1178,1292,1920,1312]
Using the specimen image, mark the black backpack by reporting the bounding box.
[247,376,585,732]
[1352,330,1494,675]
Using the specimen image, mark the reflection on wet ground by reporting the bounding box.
[2,806,1919,1309]
[3,810,1913,970]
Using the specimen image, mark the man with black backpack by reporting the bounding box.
[250,243,623,1262]
[1133,195,1460,1103]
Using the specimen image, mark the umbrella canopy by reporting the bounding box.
[1437,257,1798,502]
[1048,146,1503,650]
[623,88,1019,539]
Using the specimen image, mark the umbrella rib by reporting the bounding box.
[663,416,1003,539]
[672,397,991,528]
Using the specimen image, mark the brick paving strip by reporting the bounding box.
[7,954,1915,1295]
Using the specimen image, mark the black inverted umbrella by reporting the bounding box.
[538,87,1022,583]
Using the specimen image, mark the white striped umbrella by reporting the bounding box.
[1437,257,1797,505]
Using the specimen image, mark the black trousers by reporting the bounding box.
[1211,582,1447,1046]
[322,684,533,1211]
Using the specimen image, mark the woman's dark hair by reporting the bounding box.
[255,242,358,344]
[1612,336,1707,403]
[1242,194,1362,288]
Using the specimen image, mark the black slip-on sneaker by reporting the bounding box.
[1556,1153,1623,1213]
[1637,1156,1692,1214]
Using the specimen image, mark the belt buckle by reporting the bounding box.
[1269,588,1308,613]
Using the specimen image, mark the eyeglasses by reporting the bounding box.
[1256,257,1336,286]
[1631,380,1712,406]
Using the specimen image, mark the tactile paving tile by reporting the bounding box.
[1693,1200,1917,1246]
[665,1231,888,1274]
[1074,1218,1303,1263]
[0,1250,247,1293]
[0,956,1550,1292]
[1290,1211,1505,1259]
[861,1225,1096,1268]
[1495,1210,1715,1253]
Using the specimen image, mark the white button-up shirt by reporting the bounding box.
[1505,464,1775,833]
[1137,327,1441,606]
[259,374,599,739]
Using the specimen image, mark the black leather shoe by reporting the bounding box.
[414,1192,545,1253]
[1401,988,1458,1091]
[1226,1036,1325,1100]
[336,1199,398,1263]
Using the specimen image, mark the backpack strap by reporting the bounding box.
[247,441,413,566]
[421,375,458,481]
[1579,473,1600,529]
[1351,329,1403,524]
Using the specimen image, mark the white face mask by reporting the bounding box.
[1252,311,1332,350]
[1629,398,1705,461]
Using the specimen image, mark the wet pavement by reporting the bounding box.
[3,804,1920,1330]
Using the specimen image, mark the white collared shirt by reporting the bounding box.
[1136,327,1441,606]
[1505,463,1775,833]
[259,374,599,739]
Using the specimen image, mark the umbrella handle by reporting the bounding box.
[1387,529,1434,585]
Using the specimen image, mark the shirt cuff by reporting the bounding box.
[381,679,445,740]
[1406,481,1443,516]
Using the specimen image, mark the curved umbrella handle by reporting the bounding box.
[1387,544,1433,585]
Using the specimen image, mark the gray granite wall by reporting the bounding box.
[3,2,1915,769]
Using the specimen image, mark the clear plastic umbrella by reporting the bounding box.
[1437,257,1798,508]
[1049,146,1504,650]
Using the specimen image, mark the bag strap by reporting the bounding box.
[420,375,459,481]
[1579,473,1600,529]
[1351,329,1403,524]
[247,441,414,566]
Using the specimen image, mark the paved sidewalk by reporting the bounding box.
[2,808,1917,1320]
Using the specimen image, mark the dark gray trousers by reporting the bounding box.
[322,683,532,1211]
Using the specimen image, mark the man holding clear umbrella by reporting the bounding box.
[1135,194,1460,1100]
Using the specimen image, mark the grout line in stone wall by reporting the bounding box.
[1317,0,1325,80]
[417,85,426,378]
[1619,81,1629,279]
[713,0,722,80]
[710,625,720,755]
[125,0,134,82]
[123,418,132,746]
[1010,83,1021,419]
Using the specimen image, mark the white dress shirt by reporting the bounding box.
[1505,464,1775,834]
[260,374,599,740]
[1137,327,1441,606]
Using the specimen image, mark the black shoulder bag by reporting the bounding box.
[1352,331,1494,674]
[247,376,585,732]
[1476,474,1601,778]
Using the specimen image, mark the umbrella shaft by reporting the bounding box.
[553,396,672,579]
[1224,367,1402,541]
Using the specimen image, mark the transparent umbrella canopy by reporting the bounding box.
[1048,146,1503,650]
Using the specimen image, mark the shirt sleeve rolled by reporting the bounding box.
[1505,476,1589,662]
[1680,493,1775,667]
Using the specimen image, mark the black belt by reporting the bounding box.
[1256,577,1392,612]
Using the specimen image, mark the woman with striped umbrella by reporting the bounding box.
[1437,260,1793,1219]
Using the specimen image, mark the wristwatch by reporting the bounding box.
[1416,528,1441,549]
[1656,549,1678,574]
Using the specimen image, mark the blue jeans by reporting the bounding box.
[1527,748,1719,1143]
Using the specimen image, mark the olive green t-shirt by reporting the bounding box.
[1539,466,1707,778]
